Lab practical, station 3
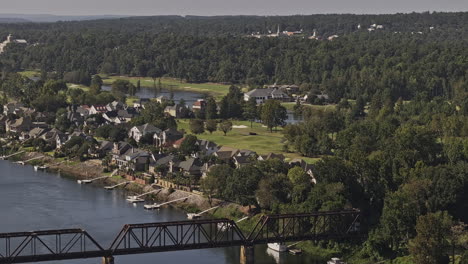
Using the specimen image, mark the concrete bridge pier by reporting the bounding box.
[240,245,254,264]
[102,256,114,264]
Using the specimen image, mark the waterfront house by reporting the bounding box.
[243,88,290,104]
[192,99,206,111]
[175,158,204,177]
[129,124,162,142]
[133,98,150,109]
[154,128,184,147]
[113,147,151,172]
[5,117,32,133]
[89,140,114,158]
[164,105,184,118]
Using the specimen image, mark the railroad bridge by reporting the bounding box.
[0,209,362,264]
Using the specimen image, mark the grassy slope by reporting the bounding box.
[177,119,319,164]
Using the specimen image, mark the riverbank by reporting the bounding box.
[16,152,243,214]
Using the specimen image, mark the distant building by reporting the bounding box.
[0,34,27,53]
[244,88,290,104]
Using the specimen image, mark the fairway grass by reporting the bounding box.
[177,119,319,164]
[99,75,232,99]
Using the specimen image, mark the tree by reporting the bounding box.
[409,211,452,264]
[205,97,218,120]
[179,135,199,156]
[189,119,205,134]
[200,164,233,203]
[287,167,312,203]
[243,97,257,128]
[205,120,217,134]
[219,120,233,136]
[256,174,292,209]
[224,165,262,207]
[260,99,287,132]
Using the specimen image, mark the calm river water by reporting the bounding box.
[0,160,323,264]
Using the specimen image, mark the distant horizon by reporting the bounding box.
[1,10,468,18]
[0,0,467,17]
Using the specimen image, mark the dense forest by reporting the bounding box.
[0,12,467,101]
[0,12,467,262]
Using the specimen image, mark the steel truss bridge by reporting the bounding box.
[0,209,362,264]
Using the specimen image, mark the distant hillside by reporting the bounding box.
[0,14,129,23]
[0,17,30,23]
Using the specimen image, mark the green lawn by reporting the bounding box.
[99,75,232,99]
[282,102,337,112]
[18,70,40,79]
[177,119,319,163]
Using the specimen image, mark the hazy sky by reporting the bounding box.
[1,0,467,16]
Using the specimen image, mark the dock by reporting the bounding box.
[187,205,219,219]
[126,189,161,203]
[104,181,131,190]
[77,175,110,184]
[0,150,25,160]
[144,195,191,209]
[14,156,43,165]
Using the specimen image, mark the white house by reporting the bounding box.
[128,124,162,142]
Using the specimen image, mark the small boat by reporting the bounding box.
[34,165,48,171]
[288,248,302,255]
[267,243,288,252]
[187,213,201,220]
[143,204,159,210]
[328,258,347,264]
[126,196,145,203]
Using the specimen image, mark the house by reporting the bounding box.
[258,152,285,161]
[67,111,84,127]
[196,140,219,157]
[238,149,257,158]
[89,140,114,158]
[76,105,91,117]
[266,84,300,94]
[40,128,65,146]
[106,101,125,112]
[149,154,180,175]
[289,158,317,184]
[156,96,168,104]
[175,158,204,177]
[128,124,162,142]
[164,105,183,118]
[0,115,7,131]
[154,128,184,147]
[192,99,206,111]
[89,105,108,115]
[3,102,24,115]
[103,109,137,124]
[112,147,151,172]
[233,155,251,168]
[27,127,49,140]
[244,88,290,104]
[5,117,32,133]
[133,98,150,109]
[214,146,240,162]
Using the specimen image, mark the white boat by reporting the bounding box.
[328,258,346,264]
[267,243,288,252]
[126,196,145,203]
[143,204,159,210]
[34,165,48,171]
[187,213,201,220]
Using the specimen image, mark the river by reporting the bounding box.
[0,160,323,264]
